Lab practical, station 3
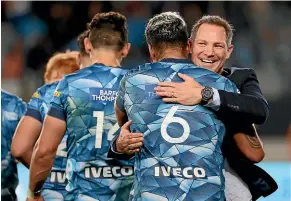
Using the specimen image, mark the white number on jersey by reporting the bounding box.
[161,106,190,143]
[56,141,67,157]
[93,111,119,148]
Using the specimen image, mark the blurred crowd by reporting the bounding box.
[2,1,291,135]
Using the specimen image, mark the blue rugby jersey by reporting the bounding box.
[116,59,239,201]
[1,90,26,190]
[48,64,134,201]
[26,82,68,190]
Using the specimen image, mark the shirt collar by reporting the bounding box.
[159,58,193,64]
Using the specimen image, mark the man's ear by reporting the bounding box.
[121,43,131,58]
[226,44,234,59]
[84,37,92,55]
[148,45,156,62]
[188,38,194,54]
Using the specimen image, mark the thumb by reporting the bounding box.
[178,73,194,82]
[121,120,132,131]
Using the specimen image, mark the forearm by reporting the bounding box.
[18,150,33,169]
[233,133,264,163]
[21,140,40,168]
[12,116,42,168]
[217,90,269,124]
[29,148,55,191]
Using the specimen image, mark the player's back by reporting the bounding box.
[50,63,134,201]
[27,82,68,190]
[118,59,238,201]
[1,90,26,191]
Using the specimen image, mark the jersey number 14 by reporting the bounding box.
[93,111,119,148]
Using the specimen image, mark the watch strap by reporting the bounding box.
[27,189,42,198]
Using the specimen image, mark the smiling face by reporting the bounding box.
[190,23,233,74]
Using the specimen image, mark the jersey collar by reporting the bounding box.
[159,58,193,64]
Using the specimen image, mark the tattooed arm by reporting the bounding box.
[233,124,265,163]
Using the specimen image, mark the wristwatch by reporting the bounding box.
[27,189,42,198]
[201,86,214,105]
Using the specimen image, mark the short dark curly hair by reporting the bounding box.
[87,12,128,51]
[145,12,188,51]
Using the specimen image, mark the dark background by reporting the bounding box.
[2,1,291,137]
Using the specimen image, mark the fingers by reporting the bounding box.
[157,82,177,88]
[128,142,143,149]
[121,120,132,130]
[155,91,175,98]
[155,85,174,92]
[126,133,143,138]
[116,128,144,153]
[127,137,143,144]
[162,98,179,103]
[124,141,143,154]
[127,148,140,154]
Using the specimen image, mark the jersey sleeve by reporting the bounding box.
[25,90,42,121]
[9,98,27,136]
[48,78,69,121]
[17,99,27,119]
[115,74,127,112]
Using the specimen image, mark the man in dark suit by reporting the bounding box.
[109,15,277,201]
[153,15,277,201]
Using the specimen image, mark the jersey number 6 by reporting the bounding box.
[161,106,190,143]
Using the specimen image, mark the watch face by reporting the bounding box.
[202,87,213,101]
[204,89,212,98]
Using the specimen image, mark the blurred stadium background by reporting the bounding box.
[1,1,290,201]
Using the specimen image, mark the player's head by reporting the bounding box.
[145,12,189,62]
[85,12,130,65]
[190,15,234,74]
[44,52,80,83]
[77,30,92,68]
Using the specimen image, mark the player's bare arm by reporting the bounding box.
[233,124,264,163]
[114,102,143,154]
[11,116,42,168]
[115,101,128,127]
[28,115,66,199]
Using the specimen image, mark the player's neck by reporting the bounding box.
[157,49,188,62]
[90,50,121,67]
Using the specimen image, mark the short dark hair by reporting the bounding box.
[87,12,128,51]
[191,15,234,46]
[77,30,90,56]
[145,12,188,51]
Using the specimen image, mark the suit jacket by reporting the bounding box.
[217,67,269,125]
[221,67,277,200]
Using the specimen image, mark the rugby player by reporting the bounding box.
[154,15,277,201]
[115,12,238,201]
[77,30,92,68]
[12,52,79,201]
[27,12,134,201]
[2,90,26,201]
